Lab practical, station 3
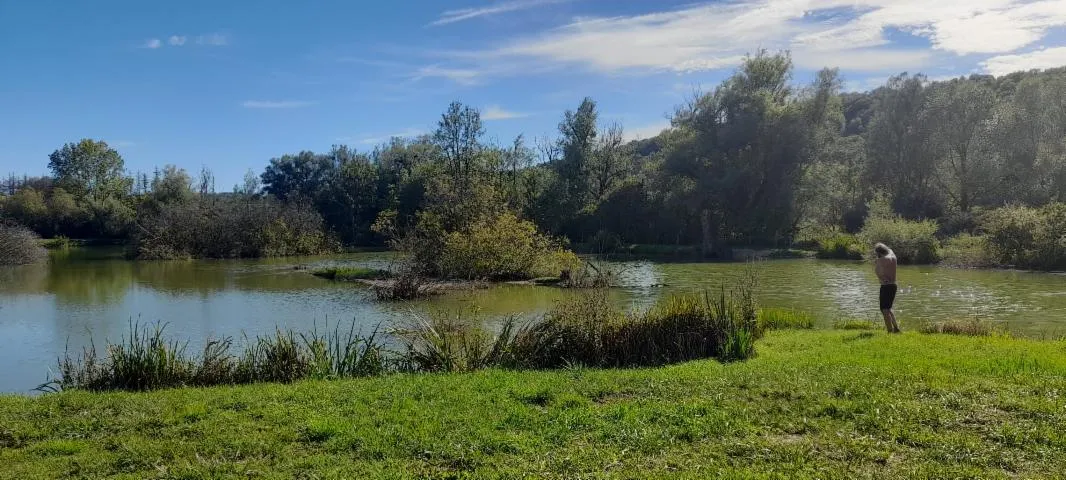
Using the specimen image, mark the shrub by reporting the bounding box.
[940,234,994,268]
[814,232,864,260]
[312,266,387,281]
[860,216,941,264]
[758,308,815,331]
[981,203,1066,270]
[436,212,578,281]
[131,197,338,259]
[0,223,47,265]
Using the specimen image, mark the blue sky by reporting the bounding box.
[2,0,1066,188]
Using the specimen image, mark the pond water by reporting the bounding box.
[2,248,1066,393]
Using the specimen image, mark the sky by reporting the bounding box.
[2,0,1066,188]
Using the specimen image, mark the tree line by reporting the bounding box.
[4,51,1066,266]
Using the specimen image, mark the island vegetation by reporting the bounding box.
[4,53,1066,272]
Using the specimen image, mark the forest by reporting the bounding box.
[4,52,1066,270]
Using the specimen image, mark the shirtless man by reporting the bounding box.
[874,243,901,333]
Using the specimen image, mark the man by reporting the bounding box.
[874,243,900,333]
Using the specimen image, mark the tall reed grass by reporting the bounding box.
[44,275,765,392]
[42,321,386,392]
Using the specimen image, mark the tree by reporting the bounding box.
[923,80,997,212]
[261,151,334,202]
[433,102,484,190]
[47,139,131,199]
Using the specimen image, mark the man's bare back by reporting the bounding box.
[875,253,897,285]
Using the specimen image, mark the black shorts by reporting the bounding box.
[879,284,897,311]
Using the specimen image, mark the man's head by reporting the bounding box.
[874,243,890,257]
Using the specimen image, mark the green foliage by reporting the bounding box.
[47,321,386,392]
[757,308,815,331]
[47,139,131,200]
[920,317,1005,337]
[860,216,941,264]
[510,285,760,368]
[0,223,47,265]
[940,233,994,267]
[131,197,337,260]
[311,266,387,281]
[11,331,1066,477]
[814,231,864,260]
[394,313,521,373]
[436,212,578,281]
[833,319,878,330]
[981,203,1066,270]
[40,236,73,250]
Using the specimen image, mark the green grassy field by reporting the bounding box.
[2,330,1065,479]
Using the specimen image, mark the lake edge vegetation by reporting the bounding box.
[4,55,1066,270]
[5,329,1066,477]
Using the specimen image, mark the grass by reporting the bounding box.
[311,266,389,281]
[4,330,1066,478]
[833,318,880,330]
[758,308,815,331]
[43,321,387,392]
[920,317,1006,337]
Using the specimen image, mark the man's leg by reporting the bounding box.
[888,309,901,333]
[881,309,894,333]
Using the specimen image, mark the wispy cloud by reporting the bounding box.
[982,46,1066,76]
[412,65,484,86]
[340,128,426,145]
[242,100,316,109]
[140,32,228,50]
[196,33,228,46]
[430,0,568,26]
[482,105,527,120]
[419,0,1066,83]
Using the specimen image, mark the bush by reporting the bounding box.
[981,203,1066,270]
[860,216,941,264]
[814,232,864,260]
[131,197,338,259]
[404,212,579,281]
[940,234,994,268]
[0,223,47,265]
[312,266,387,281]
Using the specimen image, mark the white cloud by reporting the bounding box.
[241,100,316,109]
[196,33,228,46]
[982,46,1066,75]
[482,105,527,120]
[624,119,672,141]
[413,65,484,86]
[142,38,162,49]
[168,35,187,46]
[421,0,1066,82]
[431,0,568,26]
[344,128,426,145]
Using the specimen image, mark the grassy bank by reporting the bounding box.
[3,330,1065,478]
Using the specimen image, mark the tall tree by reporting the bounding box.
[47,139,131,199]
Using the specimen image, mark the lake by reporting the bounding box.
[2,248,1066,393]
